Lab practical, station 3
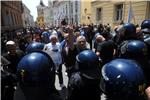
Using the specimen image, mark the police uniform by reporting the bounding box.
[141,19,150,62]
[67,50,101,100]
[141,19,150,86]
[1,55,17,100]
[68,72,101,100]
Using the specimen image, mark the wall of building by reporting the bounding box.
[44,6,51,27]
[28,14,35,27]
[91,1,150,27]
[52,1,71,26]
[124,1,147,25]
[36,1,46,28]
[80,0,92,25]
[71,0,81,25]
[1,1,23,33]
[22,3,34,28]
[51,0,81,26]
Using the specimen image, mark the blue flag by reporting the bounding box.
[127,2,134,23]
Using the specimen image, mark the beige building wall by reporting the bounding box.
[91,1,150,27]
[123,1,147,25]
[80,0,92,25]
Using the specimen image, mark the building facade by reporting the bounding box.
[52,0,82,26]
[46,0,53,27]
[28,14,35,27]
[52,0,59,26]
[70,0,81,25]
[22,3,35,28]
[52,0,70,26]
[51,0,91,26]
[80,0,92,25]
[91,1,150,27]
[44,6,51,27]
[1,1,23,34]
[36,0,46,28]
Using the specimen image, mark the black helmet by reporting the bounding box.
[141,19,150,33]
[76,50,101,79]
[17,51,55,87]
[26,42,45,53]
[123,23,136,39]
[101,59,146,99]
[115,23,137,42]
[120,40,148,59]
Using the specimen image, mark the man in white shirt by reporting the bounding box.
[44,35,65,88]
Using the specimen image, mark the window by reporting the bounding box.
[115,4,123,21]
[75,1,78,13]
[1,10,4,26]
[41,9,44,15]
[75,14,78,25]
[63,7,65,13]
[96,8,102,21]
[15,14,18,24]
[71,2,73,14]
[13,13,16,25]
[11,12,14,25]
[5,11,10,26]
[66,5,68,15]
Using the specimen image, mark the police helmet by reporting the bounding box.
[76,50,101,79]
[120,40,147,59]
[141,19,150,33]
[101,59,146,98]
[17,51,55,87]
[123,23,136,39]
[26,42,45,53]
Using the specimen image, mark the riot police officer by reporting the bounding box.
[117,23,139,41]
[14,51,62,100]
[67,50,101,100]
[119,40,150,86]
[141,19,150,36]
[141,19,150,62]
[2,40,24,74]
[1,56,17,100]
[100,59,147,100]
[2,41,24,100]
[114,23,143,57]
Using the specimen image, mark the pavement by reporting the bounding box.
[55,64,68,100]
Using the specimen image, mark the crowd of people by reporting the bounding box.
[1,19,150,100]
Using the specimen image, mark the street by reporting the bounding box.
[55,64,68,100]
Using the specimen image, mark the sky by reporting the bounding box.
[22,0,48,21]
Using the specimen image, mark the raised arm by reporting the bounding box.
[66,26,74,50]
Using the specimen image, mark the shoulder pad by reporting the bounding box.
[69,72,83,88]
[144,36,150,45]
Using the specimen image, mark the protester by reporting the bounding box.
[44,34,65,89]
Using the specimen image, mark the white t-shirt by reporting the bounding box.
[44,42,62,69]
